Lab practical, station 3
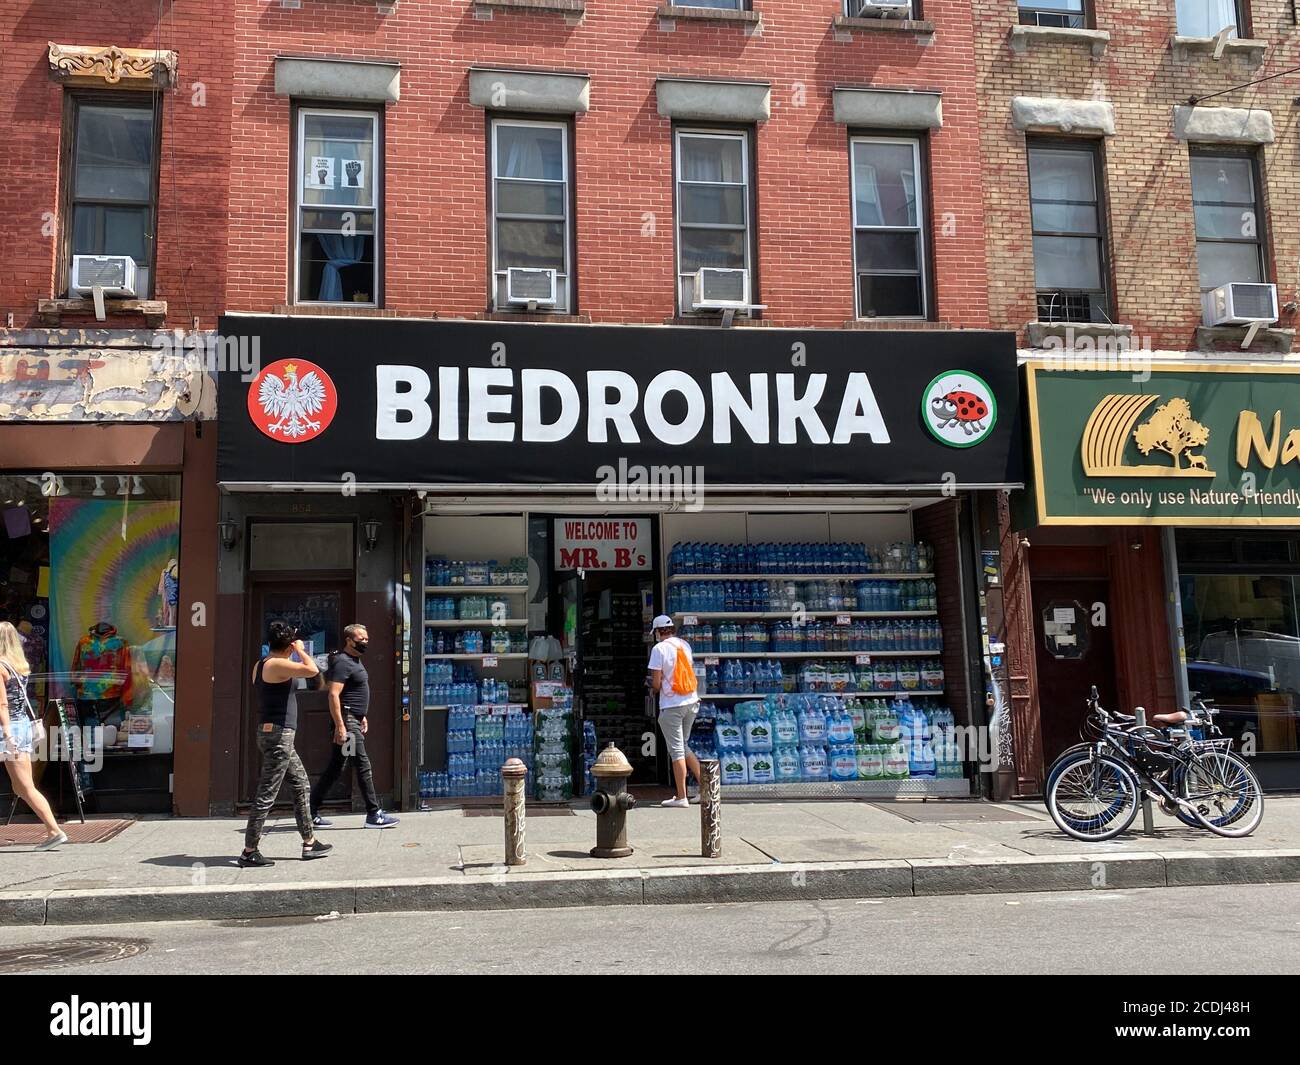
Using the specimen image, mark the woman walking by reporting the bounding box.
[0,621,66,849]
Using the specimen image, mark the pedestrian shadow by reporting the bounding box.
[139,854,246,868]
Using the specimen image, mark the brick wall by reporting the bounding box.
[974,1,1300,349]
[2,2,233,329]
[227,0,991,327]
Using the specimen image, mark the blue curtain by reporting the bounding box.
[317,234,366,301]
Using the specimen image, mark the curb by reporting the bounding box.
[5,850,1300,925]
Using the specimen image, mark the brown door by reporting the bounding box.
[1031,579,1118,768]
[241,581,354,804]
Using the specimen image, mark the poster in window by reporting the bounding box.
[307,156,335,190]
[342,159,365,190]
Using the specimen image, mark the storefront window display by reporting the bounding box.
[0,474,179,809]
[1178,533,1300,756]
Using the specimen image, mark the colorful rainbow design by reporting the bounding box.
[48,497,181,693]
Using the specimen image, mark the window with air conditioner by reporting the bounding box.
[1176,0,1246,37]
[491,119,571,313]
[676,129,754,314]
[1191,151,1265,293]
[1028,141,1111,323]
[1018,0,1087,28]
[851,137,928,320]
[63,97,159,298]
[680,0,747,8]
[844,0,915,17]
[295,108,380,306]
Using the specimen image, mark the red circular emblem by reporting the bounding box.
[247,358,337,443]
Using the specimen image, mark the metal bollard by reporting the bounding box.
[699,758,721,859]
[502,757,528,866]
[1134,707,1155,837]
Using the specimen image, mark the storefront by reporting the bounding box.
[1021,360,1300,791]
[0,421,217,815]
[217,315,1023,807]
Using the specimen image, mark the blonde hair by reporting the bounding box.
[0,623,31,677]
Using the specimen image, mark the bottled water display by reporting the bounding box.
[667,578,938,615]
[668,541,934,576]
[706,694,962,786]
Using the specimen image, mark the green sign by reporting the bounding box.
[1026,361,1300,525]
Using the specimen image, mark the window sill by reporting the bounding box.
[1025,321,1134,348]
[663,314,770,326]
[273,305,418,318]
[478,310,591,323]
[832,15,934,39]
[473,0,585,18]
[1196,325,1293,355]
[1008,25,1109,59]
[657,6,763,32]
[843,319,953,330]
[1171,35,1266,64]
[38,297,167,328]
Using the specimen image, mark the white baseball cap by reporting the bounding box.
[651,615,674,632]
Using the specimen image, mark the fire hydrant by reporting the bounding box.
[589,744,636,858]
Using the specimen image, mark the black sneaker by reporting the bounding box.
[312,815,333,828]
[238,849,274,868]
[301,839,333,860]
[365,810,400,829]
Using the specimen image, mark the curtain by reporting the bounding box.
[317,234,366,301]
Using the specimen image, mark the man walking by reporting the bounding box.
[647,615,702,809]
[240,621,332,867]
[310,623,399,829]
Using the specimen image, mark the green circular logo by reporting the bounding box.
[922,370,997,449]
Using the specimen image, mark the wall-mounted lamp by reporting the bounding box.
[363,518,381,552]
[218,519,239,551]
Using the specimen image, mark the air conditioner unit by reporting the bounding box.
[506,267,557,306]
[1202,282,1278,326]
[851,0,912,18]
[693,268,750,310]
[70,254,138,298]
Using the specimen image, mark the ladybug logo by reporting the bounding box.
[247,358,338,443]
[922,371,997,448]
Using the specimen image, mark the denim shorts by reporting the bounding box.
[0,714,34,760]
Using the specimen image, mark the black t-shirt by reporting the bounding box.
[327,652,370,718]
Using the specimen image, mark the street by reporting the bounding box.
[3,883,1297,976]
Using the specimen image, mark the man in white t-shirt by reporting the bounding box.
[647,615,702,808]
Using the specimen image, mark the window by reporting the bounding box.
[1175,0,1246,37]
[295,108,379,305]
[1028,142,1110,322]
[689,0,747,8]
[64,97,159,297]
[851,137,928,319]
[490,119,572,313]
[843,0,914,15]
[1018,0,1086,27]
[675,130,754,313]
[1191,151,1265,292]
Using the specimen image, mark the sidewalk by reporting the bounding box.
[3,797,1299,925]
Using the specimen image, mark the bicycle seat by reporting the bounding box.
[1150,711,1188,727]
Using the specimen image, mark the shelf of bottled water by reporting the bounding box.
[668,541,934,577]
[668,579,936,615]
[701,655,943,696]
[681,618,942,654]
[436,704,536,799]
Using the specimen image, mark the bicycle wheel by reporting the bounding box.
[1180,750,1264,838]
[1047,752,1141,842]
[1044,743,1091,794]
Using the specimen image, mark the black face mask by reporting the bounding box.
[352,640,369,654]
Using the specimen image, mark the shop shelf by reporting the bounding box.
[674,611,937,620]
[715,778,970,797]
[696,650,941,658]
[702,689,944,699]
[422,653,529,661]
[424,585,529,594]
[667,573,931,583]
[422,619,528,627]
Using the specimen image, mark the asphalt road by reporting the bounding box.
[3,883,1298,975]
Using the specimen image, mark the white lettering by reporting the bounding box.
[832,372,890,444]
[521,368,580,442]
[776,373,829,444]
[438,366,459,441]
[466,367,515,442]
[643,370,706,446]
[375,366,431,440]
[586,371,640,444]
[710,372,770,444]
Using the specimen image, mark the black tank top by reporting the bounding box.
[255,657,298,730]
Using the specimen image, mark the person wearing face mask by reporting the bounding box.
[309,623,399,829]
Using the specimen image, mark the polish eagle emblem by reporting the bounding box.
[247,359,337,443]
[257,362,327,438]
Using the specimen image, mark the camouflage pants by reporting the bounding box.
[244,725,312,851]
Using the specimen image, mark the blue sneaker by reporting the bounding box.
[365,810,400,829]
[312,815,333,828]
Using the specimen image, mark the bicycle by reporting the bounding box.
[1045,686,1264,843]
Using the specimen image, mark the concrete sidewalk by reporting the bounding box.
[3,796,1299,925]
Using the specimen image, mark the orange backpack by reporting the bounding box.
[668,638,698,697]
